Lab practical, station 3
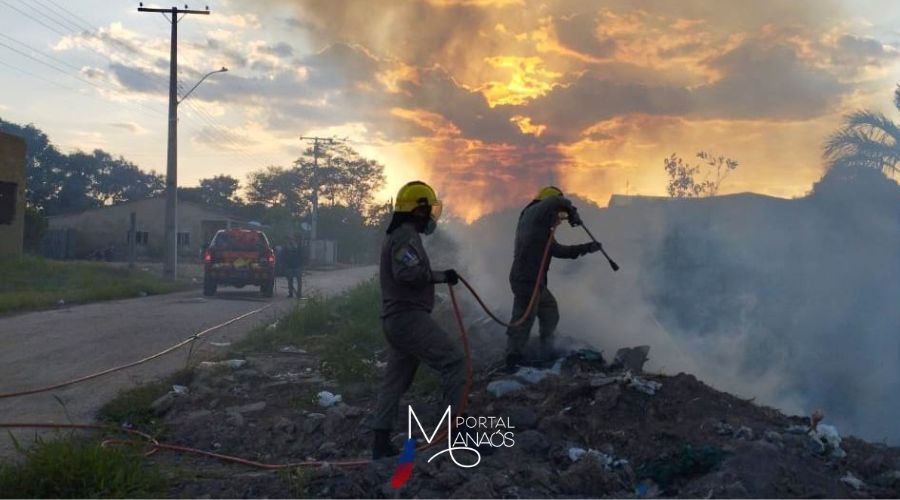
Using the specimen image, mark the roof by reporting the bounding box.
[47,197,245,222]
[607,192,789,207]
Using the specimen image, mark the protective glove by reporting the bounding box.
[567,206,583,227]
[439,269,460,285]
[586,241,602,254]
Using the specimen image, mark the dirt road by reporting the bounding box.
[0,266,376,458]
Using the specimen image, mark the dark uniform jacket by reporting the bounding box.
[508,196,593,296]
[380,222,447,318]
[281,244,303,268]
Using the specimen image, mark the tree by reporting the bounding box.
[824,85,900,177]
[198,175,240,209]
[0,118,65,210]
[92,150,164,204]
[247,144,386,218]
[0,118,165,215]
[295,143,386,211]
[50,151,101,214]
[664,151,739,198]
[245,165,312,217]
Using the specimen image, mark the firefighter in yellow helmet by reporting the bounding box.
[505,186,601,371]
[370,181,464,459]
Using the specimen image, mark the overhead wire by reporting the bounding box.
[1,1,291,174]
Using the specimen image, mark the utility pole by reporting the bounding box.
[299,136,336,242]
[138,4,210,279]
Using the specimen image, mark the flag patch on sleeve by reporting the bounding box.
[395,245,420,267]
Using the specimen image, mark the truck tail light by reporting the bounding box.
[203,249,213,263]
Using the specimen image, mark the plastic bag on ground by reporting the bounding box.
[317,390,342,407]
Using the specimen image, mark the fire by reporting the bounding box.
[479,56,561,107]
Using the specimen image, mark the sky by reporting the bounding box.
[2,0,900,220]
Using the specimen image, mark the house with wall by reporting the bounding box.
[0,132,26,257]
[46,198,251,260]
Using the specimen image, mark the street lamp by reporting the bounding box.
[163,66,227,279]
[178,67,228,104]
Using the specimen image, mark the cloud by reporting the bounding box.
[191,125,258,149]
[271,0,494,70]
[302,43,380,89]
[831,34,899,67]
[108,122,146,134]
[257,41,294,58]
[694,40,848,120]
[108,63,166,95]
[43,0,896,221]
[552,13,617,59]
[517,73,693,142]
[398,68,526,144]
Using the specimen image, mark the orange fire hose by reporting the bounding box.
[0,282,474,470]
[0,304,272,400]
[0,222,563,469]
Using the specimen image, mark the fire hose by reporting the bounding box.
[0,220,615,470]
[0,285,472,470]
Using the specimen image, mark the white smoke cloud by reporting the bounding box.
[438,182,900,444]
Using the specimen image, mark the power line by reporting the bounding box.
[180,98,276,163]
[0,0,68,37]
[2,2,287,179]
[42,0,97,33]
[0,57,83,93]
[21,0,83,36]
[178,100,266,168]
[31,0,90,34]
[2,0,170,97]
[0,31,86,74]
[0,35,165,119]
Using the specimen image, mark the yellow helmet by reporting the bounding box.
[535,185,563,201]
[394,181,442,221]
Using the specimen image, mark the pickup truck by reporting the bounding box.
[202,228,276,297]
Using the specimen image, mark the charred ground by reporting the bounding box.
[100,283,900,499]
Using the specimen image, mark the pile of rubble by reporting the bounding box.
[146,344,900,498]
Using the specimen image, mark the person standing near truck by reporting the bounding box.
[282,234,304,298]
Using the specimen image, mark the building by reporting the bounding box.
[47,198,251,260]
[0,132,26,257]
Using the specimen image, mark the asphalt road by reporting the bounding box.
[0,266,376,459]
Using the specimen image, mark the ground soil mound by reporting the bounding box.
[148,346,900,498]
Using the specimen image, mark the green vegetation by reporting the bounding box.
[638,444,729,489]
[237,278,383,385]
[282,467,313,497]
[0,434,165,498]
[0,255,190,314]
[98,370,192,435]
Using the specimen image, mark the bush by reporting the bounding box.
[98,370,192,434]
[0,434,165,498]
[237,278,383,384]
[0,255,188,314]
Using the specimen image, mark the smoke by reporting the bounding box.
[439,176,900,444]
[261,0,869,220]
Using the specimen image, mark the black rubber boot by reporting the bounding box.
[538,339,559,367]
[504,353,522,373]
[372,430,398,460]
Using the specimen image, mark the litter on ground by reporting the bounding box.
[199,359,247,369]
[317,390,342,407]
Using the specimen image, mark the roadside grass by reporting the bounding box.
[236,278,383,386]
[0,255,191,315]
[0,433,165,498]
[97,370,193,436]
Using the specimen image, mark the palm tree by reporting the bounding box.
[824,85,900,177]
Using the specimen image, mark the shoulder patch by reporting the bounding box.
[394,244,421,267]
